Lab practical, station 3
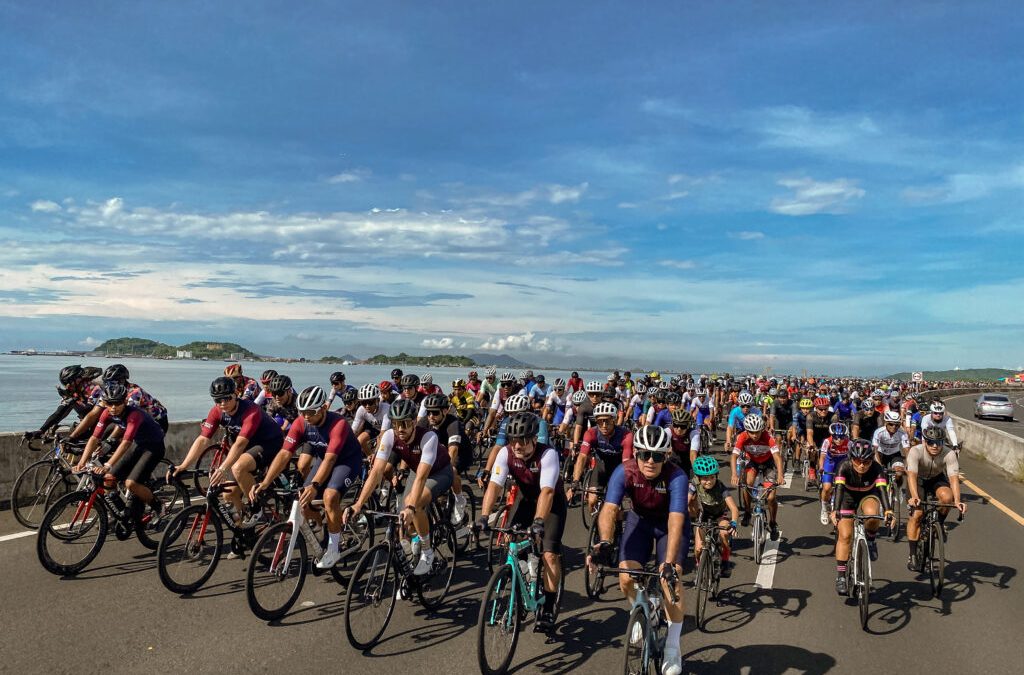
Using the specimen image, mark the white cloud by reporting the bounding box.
[100,197,123,218]
[661,190,689,201]
[478,331,557,352]
[548,182,589,204]
[770,178,865,216]
[729,230,765,240]
[421,337,455,350]
[459,341,467,349]
[327,169,371,184]
[79,336,100,347]
[456,182,588,208]
[30,200,61,213]
[656,223,669,231]
[667,174,687,185]
[756,106,880,151]
[658,259,697,270]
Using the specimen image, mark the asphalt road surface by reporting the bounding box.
[2,441,1023,675]
[945,393,1023,440]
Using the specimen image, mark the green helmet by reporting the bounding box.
[692,455,720,477]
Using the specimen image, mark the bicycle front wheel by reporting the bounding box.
[622,605,651,675]
[486,505,509,573]
[581,468,598,530]
[329,509,375,586]
[752,515,764,564]
[157,505,223,594]
[417,521,457,609]
[477,564,521,675]
[37,491,108,576]
[694,547,712,630]
[889,488,901,542]
[135,477,191,550]
[12,460,74,530]
[856,539,870,630]
[246,521,308,621]
[345,543,398,650]
[928,521,945,597]
[583,517,604,599]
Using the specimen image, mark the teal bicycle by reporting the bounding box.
[476,525,563,675]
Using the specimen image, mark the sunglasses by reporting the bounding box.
[213,396,233,404]
[508,435,532,444]
[635,450,668,463]
[672,424,691,430]
[392,420,415,430]
[426,410,444,417]
[851,456,872,464]
[402,385,417,391]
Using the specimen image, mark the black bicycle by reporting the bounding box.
[911,499,964,597]
[11,433,86,529]
[693,519,731,630]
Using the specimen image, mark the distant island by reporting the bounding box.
[885,368,1021,382]
[91,337,257,360]
[361,352,535,368]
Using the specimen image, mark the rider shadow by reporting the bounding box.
[363,594,479,657]
[179,577,247,599]
[783,535,835,559]
[778,494,818,509]
[63,554,156,581]
[696,584,811,634]
[510,606,626,674]
[684,643,837,674]
[932,560,1017,616]
[858,578,917,635]
[270,597,346,627]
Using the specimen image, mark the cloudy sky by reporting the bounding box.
[1,2,1022,374]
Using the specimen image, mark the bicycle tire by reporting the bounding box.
[888,486,901,542]
[417,519,457,610]
[191,443,222,495]
[37,490,108,576]
[622,605,650,675]
[752,515,764,565]
[344,542,398,650]
[12,459,73,530]
[246,521,308,621]
[856,538,870,629]
[157,504,224,594]
[928,521,945,597]
[583,517,604,599]
[477,564,521,675]
[135,478,191,550]
[695,547,712,630]
[329,509,376,586]
[486,505,509,573]
[581,468,598,530]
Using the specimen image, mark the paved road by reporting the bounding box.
[2,441,1023,674]
[945,393,1024,439]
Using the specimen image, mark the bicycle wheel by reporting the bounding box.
[192,443,221,495]
[928,521,945,597]
[487,505,509,572]
[452,488,477,553]
[622,605,651,675]
[157,505,224,593]
[888,487,901,542]
[477,564,521,675]
[135,478,191,550]
[752,515,764,564]
[694,547,712,630]
[581,468,598,530]
[417,521,457,609]
[856,538,870,629]
[246,521,308,621]
[584,517,604,599]
[37,491,108,575]
[345,543,398,650]
[329,509,376,585]
[12,460,73,530]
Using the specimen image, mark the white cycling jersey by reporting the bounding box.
[871,425,909,456]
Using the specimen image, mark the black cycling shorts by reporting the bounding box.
[509,490,568,555]
[836,488,882,516]
[244,444,275,472]
[918,473,951,497]
[111,443,165,484]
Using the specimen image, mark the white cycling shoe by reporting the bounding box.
[413,547,436,575]
[819,502,829,525]
[316,548,342,570]
[630,620,644,645]
[451,494,468,525]
[662,646,683,675]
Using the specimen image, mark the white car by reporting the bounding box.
[975,393,1015,421]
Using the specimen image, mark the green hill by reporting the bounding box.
[91,337,256,360]
[886,368,1018,382]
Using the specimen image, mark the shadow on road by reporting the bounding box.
[685,643,837,674]
[695,583,811,634]
[510,606,626,674]
[64,553,155,581]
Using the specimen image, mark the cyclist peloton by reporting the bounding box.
[570,402,634,513]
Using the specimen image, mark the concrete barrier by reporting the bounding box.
[950,415,1024,478]
[0,420,203,509]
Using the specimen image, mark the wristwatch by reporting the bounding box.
[311,480,322,490]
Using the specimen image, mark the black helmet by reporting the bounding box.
[922,426,946,444]
[209,376,237,398]
[388,398,418,421]
[329,371,346,385]
[424,393,448,411]
[391,368,403,379]
[59,364,84,385]
[400,373,421,389]
[101,382,129,404]
[506,412,540,439]
[102,363,129,383]
[849,438,873,460]
[665,392,682,404]
[260,369,278,385]
[341,389,358,404]
[267,374,292,395]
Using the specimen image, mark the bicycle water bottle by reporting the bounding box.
[411,535,421,558]
[518,557,530,580]
[527,553,540,585]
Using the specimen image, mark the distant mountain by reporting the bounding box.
[467,353,535,369]
[885,368,1018,382]
[91,336,256,360]
[320,354,359,363]
[367,352,475,367]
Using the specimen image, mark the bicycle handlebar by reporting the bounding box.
[594,566,680,603]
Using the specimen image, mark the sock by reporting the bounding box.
[909,540,918,556]
[543,590,557,612]
[420,534,431,551]
[328,530,341,553]
[721,546,730,563]
[866,532,876,542]
[665,621,682,651]
[836,560,847,575]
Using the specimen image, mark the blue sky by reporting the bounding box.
[1,1,1023,374]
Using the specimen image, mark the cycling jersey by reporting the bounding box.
[489,444,562,500]
[833,459,889,514]
[906,443,959,481]
[267,397,298,429]
[579,426,634,461]
[689,396,713,427]
[807,412,832,446]
[200,399,284,451]
[872,426,909,456]
[855,410,882,441]
[236,376,260,401]
[449,392,477,423]
[605,459,687,520]
[283,411,361,463]
[647,406,672,429]
[92,405,165,449]
[821,437,850,458]
[528,383,550,407]
[832,401,857,422]
[733,430,778,463]
[495,415,549,446]
[544,390,568,425]
[920,414,959,447]
[126,384,167,423]
[326,384,357,408]
[352,401,390,436]
[376,427,449,475]
[689,478,732,520]
[770,400,794,429]
[727,406,749,431]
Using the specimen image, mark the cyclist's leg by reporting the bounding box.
[762,464,780,523]
[618,510,652,604]
[122,445,163,505]
[540,493,567,606]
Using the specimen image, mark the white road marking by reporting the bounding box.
[0,530,37,543]
[300,600,315,608]
[754,533,782,589]
[782,469,794,489]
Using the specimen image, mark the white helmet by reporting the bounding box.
[633,425,671,453]
[504,393,530,413]
[594,402,618,418]
[553,378,566,388]
[743,413,765,433]
[585,380,603,393]
[485,366,497,377]
[500,371,516,383]
[929,401,945,414]
[571,390,587,405]
[883,410,901,424]
[695,388,708,397]
[634,383,647,395]
[358,384,380,401]
[296,385,327,411]
[421,373,433,385]
[738,392,755,406]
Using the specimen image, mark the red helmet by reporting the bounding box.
[224,363,243,377]
[813,397,830,407]
[378,380,392,392]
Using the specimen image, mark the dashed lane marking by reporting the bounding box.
[754,533,782,589]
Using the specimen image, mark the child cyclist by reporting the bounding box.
[689,455,740,577]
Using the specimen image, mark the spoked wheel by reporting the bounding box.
[450,488,477,554]
[583,517,606,599]
[12,460,74,530]
[580,468,599,530]
[888,487,902,542]
[345,543,398,650]
[752,516,764,564]
[37,491,108,576]
[694,548,713,630]
[856,539,870,630]
[246,521,308,621]
[477,565,521,675]
[928,521,945,597]
[417,522,457,609]
[487,505,509,572]
[157,505,223,593]
[622,605,651,675]
[135,478,191,550]
[329,510,375,585]
[191,444,222,496]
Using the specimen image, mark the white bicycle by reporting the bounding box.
[843,513,885,630]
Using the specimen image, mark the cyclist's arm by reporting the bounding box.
[69,404,103,440]
[38,400,76,435]
[480,447,510,517]
[403,434,437,510]
[663,469,688,563]
[532,447,560,521]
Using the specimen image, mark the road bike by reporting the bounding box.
[841,513,885,630]
[911,499,964,597]
[740,481,778,564]
[476,525,564,675]
[344,506,458,650]
[693,519,731,630]
[883,467,903,542]
[37,463,190,575]
[699,425,714,456]
[11,433,85,529]
[578,457,605,530]
[583,508,623,599]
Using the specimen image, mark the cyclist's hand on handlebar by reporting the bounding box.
[908,496,920,508]
[299,485,317,508]
[730,473,739,487]
[342,503,360,525]
[594,540,615,566]
[829,511,838,527]
[955,501,966,515]
[248,482,265,503]
[529,517,545,542]
[473,515,490,533]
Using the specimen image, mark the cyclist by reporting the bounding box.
[725,391,755,451]
[476,412,566,632]
[805,396,833,484]
[689,387,715,443]
[566,371,585,395]
[919,400,960,451]
[420,393,470,525]
[173,376,284,526]
[99,363,169,433]
[252,385,363,569]
[571,402,634,513]
[254,369,278,409]
[542,378,568,425]
[792,397,813,474]
[905,426,965,570]
[731,413,782,538]
[768,388,795,446]
[476,366,498,407]
[571,381,603,449]
[347,398,454,575]
[327,371,357,408]
[626,382,647,427]
[399,373,425,408]
[819,422,851,525]
[592,426,687,675]
[351,383,390,456]
[872,410,910,490]
[28,365,103,440]
[668,408,696,476]
[379,379,398,405]
[830,439,892,594]
[449,378,479,433]
[265,374,298,431]
[389,368,404,395]
[689,455,739,578]
[479,394,547,485]
[528,374,550,411]
[224,363,259,401]
[75,383,168,519]
[852,398,883,443]
[481,371,518,438]
[832,392,857,427]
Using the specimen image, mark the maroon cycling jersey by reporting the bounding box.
[283,411,361,463]
[375,426,449,475]
[200,398,283,450]
[620,459,687,520]
[491,444,562,501]
[580,426,634,460]
[93,405,165,448]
